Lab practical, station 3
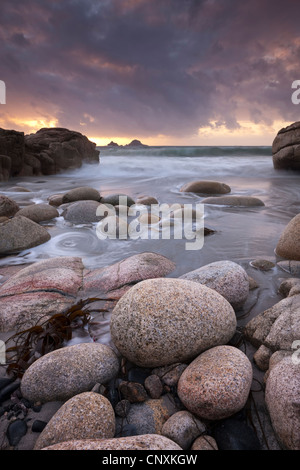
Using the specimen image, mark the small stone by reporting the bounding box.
[32,420,47,433]
[248,276,259,290]
[6,419,27,446]
[115,394,178,436]
[277,260,300,275]
[253,344,272,371]
[191,435,218,450]
[115,399,131,418]
[250,259,275,271]
[161,410,206,450]
[278,278,300,297]
[152,363,188,387]
[118,381,148,403]
[144,375,163,399]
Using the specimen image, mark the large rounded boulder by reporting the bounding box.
[180,260,249,310]
[21,343,120,402]
[177,345,253,420]
[110,278,237,368]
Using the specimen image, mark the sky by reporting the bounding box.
[0,0,299,146]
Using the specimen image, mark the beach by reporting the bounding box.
[0,145,299,451]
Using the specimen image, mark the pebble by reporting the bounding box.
[115,399,131,418]
[161,410,206,450]
[152,363,187,387]
[249,258,275,271]
[191,435,218,450]
[118,381,148,403]
[144,374,163,399]
[6,419,27,446]
[32,420,47,433]
[115,394,178,437]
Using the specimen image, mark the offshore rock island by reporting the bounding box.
[107,139,148,149]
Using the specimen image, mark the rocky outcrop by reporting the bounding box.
[0,155,11,181]
[272,121,300,170]
[0,127,100,180]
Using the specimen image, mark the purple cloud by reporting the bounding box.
[0,0,299,140]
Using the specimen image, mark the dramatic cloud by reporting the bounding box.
[0,0,299,144]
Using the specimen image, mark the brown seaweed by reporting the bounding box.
[4,297,116,378]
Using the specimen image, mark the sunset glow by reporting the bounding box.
[0,0,299,145]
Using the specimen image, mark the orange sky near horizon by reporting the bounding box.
[0,111,292,147]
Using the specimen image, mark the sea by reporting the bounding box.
[0,145,299,328]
